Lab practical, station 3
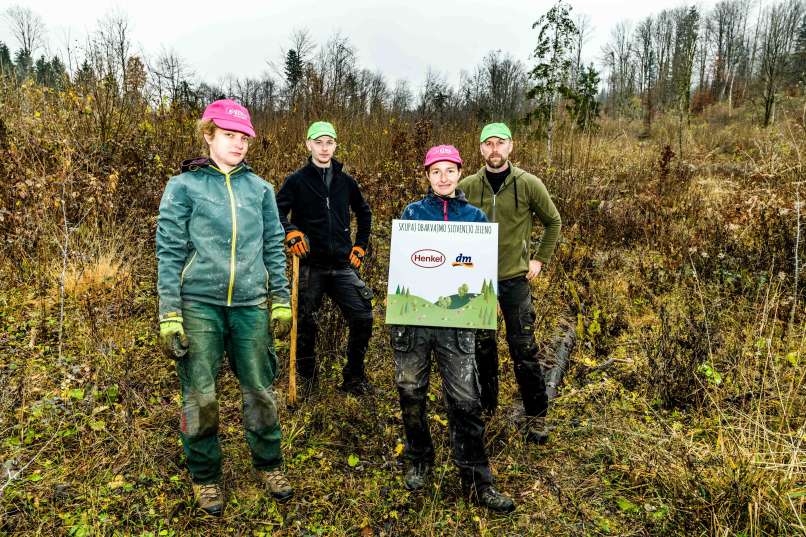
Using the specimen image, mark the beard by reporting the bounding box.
[485,154,506,169]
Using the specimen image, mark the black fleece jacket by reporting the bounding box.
[276,157,372,267]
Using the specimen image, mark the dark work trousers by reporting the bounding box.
[475,276,548,417]
[296,263,374,381]
[391,325,493,492]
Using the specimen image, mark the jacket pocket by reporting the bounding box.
[389,325,413,352]
[455,329,475,354]
[354,279,374,302]
[180,251,198,286]
[518,302,536,335]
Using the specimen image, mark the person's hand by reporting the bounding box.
[285,231,309,258]
[349,246,366,269]
[271,302,292,339]
[159,312,189,359]
[526,260,543,280]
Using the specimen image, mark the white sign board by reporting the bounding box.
[385,219,498,329]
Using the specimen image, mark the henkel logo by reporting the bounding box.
[411,249,445,268]
[227,108,248,119]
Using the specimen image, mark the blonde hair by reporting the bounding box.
[196,119,218,142]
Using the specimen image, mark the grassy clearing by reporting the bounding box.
[1,83,805,535]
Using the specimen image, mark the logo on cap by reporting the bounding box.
[227,108,247,119]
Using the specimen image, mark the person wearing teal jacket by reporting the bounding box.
[156,99,293,517]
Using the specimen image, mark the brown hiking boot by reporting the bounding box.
[477,486,516,513]
[192,482,224,516]
[258,468,293,501]
[524,416,549,445]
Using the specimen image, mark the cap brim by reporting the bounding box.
[211,118,256,138]
[424,157,463,168]
[309,132,337,140]
[481,134,511,142]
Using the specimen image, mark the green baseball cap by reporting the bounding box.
[480,122,512,142]
[307,121,337,140]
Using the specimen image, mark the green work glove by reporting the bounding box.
[271,302,292,340]
[159,312,190,359]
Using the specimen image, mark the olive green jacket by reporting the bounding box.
[459,163,561,280]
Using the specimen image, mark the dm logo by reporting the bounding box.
[411,249,445,268]
[451,253,474,268]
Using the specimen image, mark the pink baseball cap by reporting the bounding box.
[423,145,463,168]
[202,99,256,137]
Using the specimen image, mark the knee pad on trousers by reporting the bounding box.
[242,387,279,432]
[182,391,219,438]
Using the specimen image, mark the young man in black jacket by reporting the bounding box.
[276,121,374,396]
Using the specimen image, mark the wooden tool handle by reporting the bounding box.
[288,255,300,405]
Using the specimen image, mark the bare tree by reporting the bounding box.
[149,47,194,105]
[418,68,454,118]
[710,0,750,106]
[390,79,413,115]
[671,6,700,158]
[314,32,357,111]
[634,16,656,132]
[602,21,635,116]
[758,0,804,125]
[4,5,46,55]
[573,13,593,88]
[80,13,141,151]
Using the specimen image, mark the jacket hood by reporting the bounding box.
[179,157,252,175]
[425,187,470,205]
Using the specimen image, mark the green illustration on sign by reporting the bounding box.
[385,278,498,329]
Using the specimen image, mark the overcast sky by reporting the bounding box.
[2,0,719,91]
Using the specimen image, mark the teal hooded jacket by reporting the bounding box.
[157,158,290,317]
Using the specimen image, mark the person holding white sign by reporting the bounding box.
[459,123,562,444]
[390,145,515,514]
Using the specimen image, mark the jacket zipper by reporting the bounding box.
[180,251,197,286]
[326,191,333,258]
[485,170,515,223]
[442,199,448,221]
[224,167,241,306]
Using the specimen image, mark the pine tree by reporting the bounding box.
[14,49,32,79]
[74,60,94,89]
[49,56,66,89]
[562,63,601,131]
[34,55,51,86]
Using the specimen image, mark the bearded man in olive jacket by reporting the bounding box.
[458,122,561,444]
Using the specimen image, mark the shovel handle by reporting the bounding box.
[288,255,300,405]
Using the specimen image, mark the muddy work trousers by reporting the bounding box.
[390,325,493,491]
[475,276,548,417]
[177,300,282,484]
[295,263,374,381]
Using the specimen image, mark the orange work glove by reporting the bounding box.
[349,246,366,268]
[285,230,310,258]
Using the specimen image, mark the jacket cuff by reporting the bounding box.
[159,311,183,323]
